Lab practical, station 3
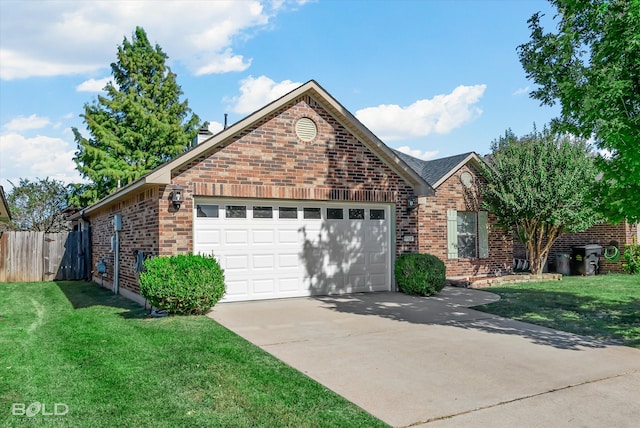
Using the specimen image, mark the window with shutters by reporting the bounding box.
[447,210,488,259]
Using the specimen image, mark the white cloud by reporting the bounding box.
[0,49,100,80]
[512,86,530,96]
[0,1,304,80]
[0,133,83,185]
[228,75,302,114]
[396,146,439,160]
[355,84,487,141]
[3,115,51,132]
[194,49,252,75]
[76,77,113,92]
[208,121,225,134]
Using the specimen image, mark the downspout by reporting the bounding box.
[114,228,120,295]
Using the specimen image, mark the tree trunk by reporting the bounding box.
[523,222,563,277]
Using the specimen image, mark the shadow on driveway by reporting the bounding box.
[315,288,616,350]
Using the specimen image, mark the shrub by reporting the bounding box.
[622,244,640,275]
[395,253,446,296]
[139,254,225,315]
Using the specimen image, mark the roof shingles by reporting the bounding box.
[394,150,475,187]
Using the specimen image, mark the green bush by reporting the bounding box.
[395,253,446,296]
[622,244,640,275]
[139,254,225,315]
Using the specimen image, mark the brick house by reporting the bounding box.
[75,81,511,304]
[396,151,513,277]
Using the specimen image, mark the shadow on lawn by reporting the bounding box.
[473,288,640,349]
[55,281,148,319]
[315,288,635,351]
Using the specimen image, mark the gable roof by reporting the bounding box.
[394,151,485,188]
[78,80,434,216]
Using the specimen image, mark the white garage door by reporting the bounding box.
[193,198,392,302]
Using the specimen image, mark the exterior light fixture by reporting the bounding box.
[406,195,417,212]
[171,185,184,210]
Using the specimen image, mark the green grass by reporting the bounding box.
[474,274,640,348]
[0,281,386,427]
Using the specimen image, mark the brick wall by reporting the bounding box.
[89,187,159,295]
[88,95,419,295]
[164,95,418,257]
[515,221,638,274]
[418,164,513,277]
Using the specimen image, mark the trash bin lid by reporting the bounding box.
[572,244,602,250]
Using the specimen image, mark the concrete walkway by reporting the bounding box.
[209,287,640,427]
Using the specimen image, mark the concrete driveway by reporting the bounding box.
[209,287,640,427]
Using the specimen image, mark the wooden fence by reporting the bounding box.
[0,229,91,282]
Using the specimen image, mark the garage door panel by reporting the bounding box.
[279,253,299,268]
[225,229,248,244]
[314,274,346,294]
[197,229,221,245]
[253,229,275,244]
[194,199,392,302]
[253,279,275,294]
[253,254,275,269]
[279,277,300,292]
[224,255,249,271]
[279,229,299,244]
[349,253,367,266]
[348,274,366,290]
[225,280,249,296]
[369,273,387,289]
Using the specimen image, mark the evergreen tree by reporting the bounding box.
[72,26,201,206]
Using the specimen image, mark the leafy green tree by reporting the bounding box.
[72,26,201,206]
[517,0,640,223]
[6,178,71,232]
[481,127,601,275]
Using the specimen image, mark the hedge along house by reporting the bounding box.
[395,151,513,278]
[75,80,436,304]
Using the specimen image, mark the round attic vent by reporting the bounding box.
[460,171,473,188]
[295,117,317,142]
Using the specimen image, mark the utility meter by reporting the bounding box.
[112,214,122,231]
[96,261,106,274]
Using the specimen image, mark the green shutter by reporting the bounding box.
[478,211,489,259]
[447,209,458,259]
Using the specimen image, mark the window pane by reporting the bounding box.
[196,204,219,218]
[457,212,477,258]
[370,209,385,220]
[327,208,343,219]
[226,205,246,218]
[253,206,273,219]
[457,212,477,234]
[458,235,477,258]
[349,208,365,220]
[303,207,321,219]
[279,207,297,219]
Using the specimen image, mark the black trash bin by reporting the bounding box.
[570,245,602,276]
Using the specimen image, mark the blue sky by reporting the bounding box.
[0,0,559,190]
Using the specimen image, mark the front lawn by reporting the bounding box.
[474,274,640,348]
[0,281,386,427]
